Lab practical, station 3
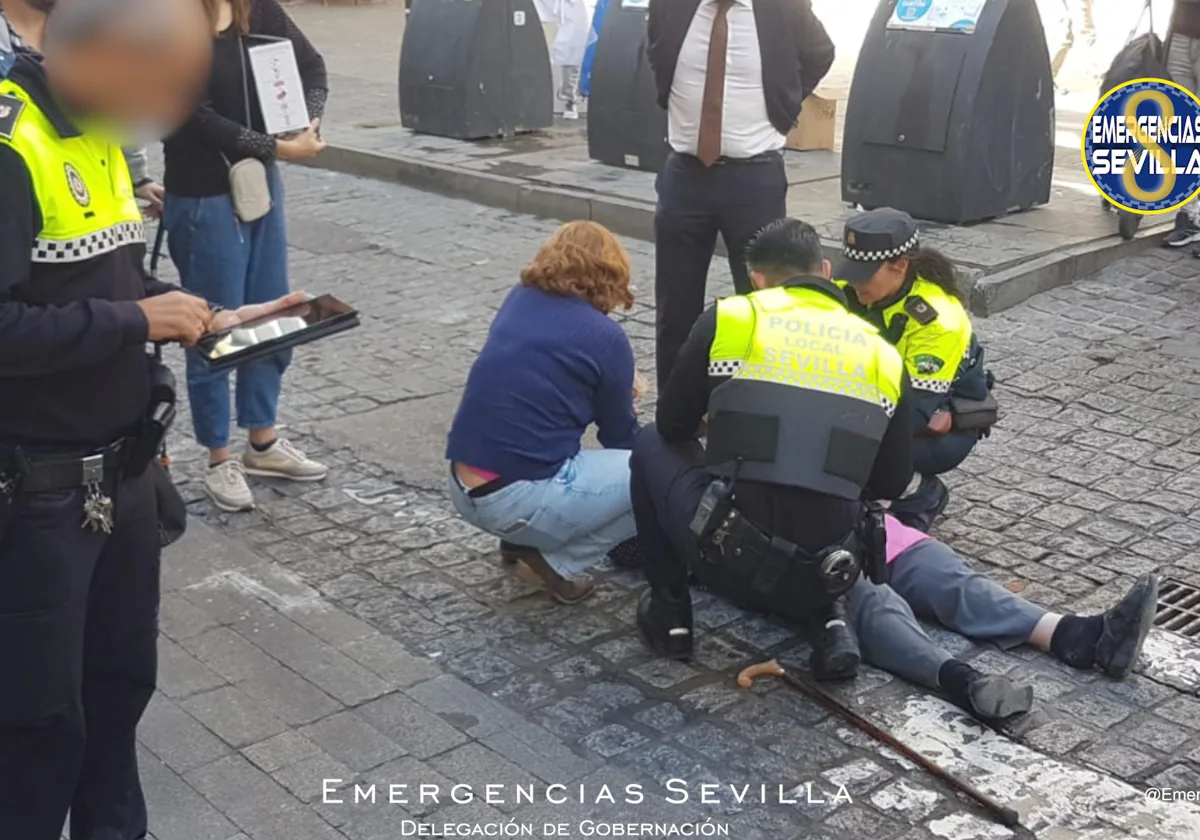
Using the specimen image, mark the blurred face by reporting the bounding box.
[848,257,908,307]
[43,6,211,136]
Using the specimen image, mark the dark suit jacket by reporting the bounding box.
[646,0,835,137]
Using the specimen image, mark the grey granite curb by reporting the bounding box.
[305,143,1173,317]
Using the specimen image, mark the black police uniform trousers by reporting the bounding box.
[629,426,713,598]
[913,431,978,477]
[653,151,788,389]
[0,467,160,840]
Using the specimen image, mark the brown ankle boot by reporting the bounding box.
[499,540,533,564]
[509,549,595,605]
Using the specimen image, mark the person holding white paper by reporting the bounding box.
[161,0,329,513]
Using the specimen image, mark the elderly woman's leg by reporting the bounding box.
[847,577,1032,723]
[888,539,1158,679]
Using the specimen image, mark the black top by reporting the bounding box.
[647,0,835,137]
[0,57,179,447]
[163,0,328,197]
[656,277,915,553]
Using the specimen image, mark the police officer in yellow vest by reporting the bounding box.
[835,209,997,533]
[631,218,916,679]
[0,3,291,838]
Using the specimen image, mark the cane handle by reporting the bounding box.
[737,660,784,689]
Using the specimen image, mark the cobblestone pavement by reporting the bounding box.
[133,163,1200,840]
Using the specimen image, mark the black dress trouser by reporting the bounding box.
[629,425,712,597]
[0,467,160,840]
[653,150,789,389]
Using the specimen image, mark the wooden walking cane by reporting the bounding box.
[737,660,1021,828]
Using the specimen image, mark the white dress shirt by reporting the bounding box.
[666,0,785,159]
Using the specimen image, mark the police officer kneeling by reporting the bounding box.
[632,218,915,678]
[0,2,217,838]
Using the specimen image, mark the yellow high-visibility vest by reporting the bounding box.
[0,78,144,264]
[706,283,904,499]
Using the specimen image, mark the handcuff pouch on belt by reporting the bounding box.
[125,350,178,478]
[860,500,890,585]
[688,461,865,599]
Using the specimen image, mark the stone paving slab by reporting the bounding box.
[112,160,1200,839]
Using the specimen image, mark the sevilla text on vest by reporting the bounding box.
[760,347,867,379]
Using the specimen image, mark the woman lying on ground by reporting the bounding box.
[446,221,642,605]
[848,514,1157,725]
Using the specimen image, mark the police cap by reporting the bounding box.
[834,208,919,285]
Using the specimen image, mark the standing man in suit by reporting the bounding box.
[646,0,834,388]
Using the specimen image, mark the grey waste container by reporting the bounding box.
[840,0,1054,223]
[587,1,668,172]
[399,0,553,140]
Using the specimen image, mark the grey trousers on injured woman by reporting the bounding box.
[847,540,1045,689]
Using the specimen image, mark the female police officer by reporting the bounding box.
[835,208,995,532]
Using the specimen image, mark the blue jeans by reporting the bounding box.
[162,165,291,450]
[447,450,637,578]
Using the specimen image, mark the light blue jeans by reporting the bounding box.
[162,164,291,450]
[447,450,637,578]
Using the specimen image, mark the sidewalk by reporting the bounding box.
[287,1,1173,318]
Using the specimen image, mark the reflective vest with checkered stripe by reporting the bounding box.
[706,284,904,499]
[879,277,973,396]
[0,78,143,264]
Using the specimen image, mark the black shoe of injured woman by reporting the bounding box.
[940,660,1033,724]
[809,599,860,681]
[1051,573,1159,679]
[637,587,693,662]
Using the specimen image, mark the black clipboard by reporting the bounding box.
[194,293,361,372]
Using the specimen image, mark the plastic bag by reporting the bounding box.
[1100,33,1170,96]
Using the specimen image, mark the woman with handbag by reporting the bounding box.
[162,0,328,512]
[835,208,997,533]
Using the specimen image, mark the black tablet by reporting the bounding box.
[195,293,360,372]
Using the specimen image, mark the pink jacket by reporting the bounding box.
[885,514,930,563]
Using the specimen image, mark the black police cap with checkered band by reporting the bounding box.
[834,208,919,286]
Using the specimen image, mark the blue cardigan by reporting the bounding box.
[445,284,639,481]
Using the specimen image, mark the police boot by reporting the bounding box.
[939,660,1033,725]
[889,475,950,533]
[637,587,693,662]
[809,598,859,681]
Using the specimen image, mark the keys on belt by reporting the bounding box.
[1,441,125,533]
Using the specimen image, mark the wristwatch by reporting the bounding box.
[134,177,155,189]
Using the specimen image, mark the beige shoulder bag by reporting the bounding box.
[224,36,272,223]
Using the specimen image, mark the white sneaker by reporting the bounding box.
[205,459,256,512]
[242,438,328,482]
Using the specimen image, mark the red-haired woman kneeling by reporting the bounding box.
[446,222,643,604]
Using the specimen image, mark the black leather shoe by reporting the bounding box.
[1095,573,1159,679]
[810,599,859,681]
[940,667,1036,724]
[889,475,950,533]
[637,587,693,662]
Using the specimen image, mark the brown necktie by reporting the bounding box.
[696,0,734,167]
